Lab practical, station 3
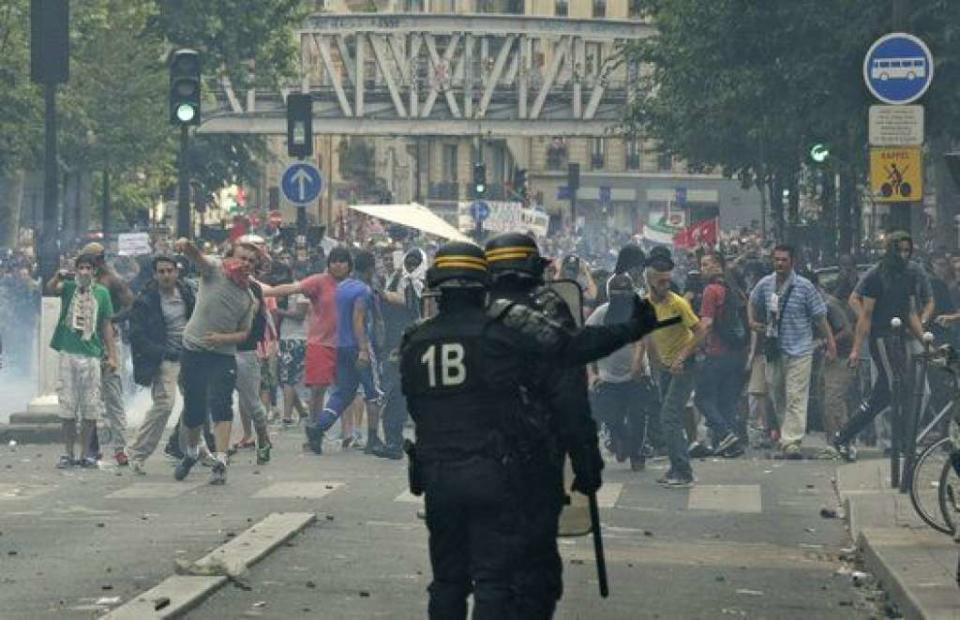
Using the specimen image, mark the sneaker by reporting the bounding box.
[688,441,713,458]
[364,437,385,455]
[630,456,645,472]
[655,470,676,485]
[714,433,739,455]
[256,444,272,465]
[830,433,855,461]
[130,460,146,476]
[660,472,695,488]
[163,443,184,461]
[305,427,324,455]
[78,456,99,468]
[174,455,198,481]
[341,436,355,449]
[372,443,404,460]
[114,449,129,467]
[209,461,227,485]
[720,443,745,458]
[56,455,75,469]
[782,443,804,460]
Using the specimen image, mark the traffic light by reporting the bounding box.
[169,49,201,126]
[30,0,69,84]
[809,143,830,164]
[473,162,486,196]
[286,93,313,158]
[567,162,580,191]
[513,168,528,202]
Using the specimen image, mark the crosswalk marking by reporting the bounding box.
[688,484,762,513]
[595,483,623,508]
[0,483,54,501]
[106,482,204,499]
[394,489,423,504]
[395,483,624,509]
[252,481,344,499]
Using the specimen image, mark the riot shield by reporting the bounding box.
[545,279,594,537]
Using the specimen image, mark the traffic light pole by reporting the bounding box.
[176,124,191,239]
[39,81,59,287]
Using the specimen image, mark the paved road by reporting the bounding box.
[0,422,882,619]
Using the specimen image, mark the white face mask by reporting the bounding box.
[76,273,93,289]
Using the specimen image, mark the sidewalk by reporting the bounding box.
[836,457,960,619]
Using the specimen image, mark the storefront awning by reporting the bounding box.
[349,203,473,243]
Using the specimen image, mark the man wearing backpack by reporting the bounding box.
[695,252,748,457]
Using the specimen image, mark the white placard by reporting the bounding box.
[456,201,549,237]
[869,105,924,146]
[117,232,151,256]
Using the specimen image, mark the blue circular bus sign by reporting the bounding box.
[863,33,934,105]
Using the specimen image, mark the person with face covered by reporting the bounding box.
[586,273,650,471]
[171,238,257,485]
[46,254,117,469]
[833,232,925,461]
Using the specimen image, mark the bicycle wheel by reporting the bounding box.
[938,449,960,535]
[910,437,955,535]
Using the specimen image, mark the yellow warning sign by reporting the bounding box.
[870,147,922,203]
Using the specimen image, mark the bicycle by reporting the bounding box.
[908,344,960,536]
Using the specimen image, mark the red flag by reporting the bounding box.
[673,218,718,249]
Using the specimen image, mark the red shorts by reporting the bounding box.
[305,344,336,387]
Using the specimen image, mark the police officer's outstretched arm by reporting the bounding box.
[488,295,679,368]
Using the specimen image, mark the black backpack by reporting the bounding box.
[712,281,749,349]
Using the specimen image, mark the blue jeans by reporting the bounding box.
[658,363,696,477]
[316,347,383,430]
[694,352,746,444]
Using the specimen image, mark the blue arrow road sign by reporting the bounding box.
[863,33,934,105]
[281,162,323,205]
[470,200,490,222]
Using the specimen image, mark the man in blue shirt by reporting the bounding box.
[316,250,385,452]
[748,245,836,458]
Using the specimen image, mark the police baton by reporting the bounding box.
[587,491,609,597]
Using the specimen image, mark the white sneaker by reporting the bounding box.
[130,460,146,476]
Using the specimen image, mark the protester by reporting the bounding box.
[46,254,117,469]
[749,245,836,459]
[126,255,195,473]
[172,238,257,485]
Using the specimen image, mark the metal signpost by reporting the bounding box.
[863,32,932,233]
[280,162,323,235]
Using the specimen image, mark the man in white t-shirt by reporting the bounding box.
[586,273,650,471]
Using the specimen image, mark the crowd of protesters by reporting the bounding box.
[4,220,960,488]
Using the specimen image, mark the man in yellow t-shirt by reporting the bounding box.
[646,253,707,488]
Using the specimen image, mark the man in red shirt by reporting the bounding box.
[263,247,353,453]
[694,251,748,457]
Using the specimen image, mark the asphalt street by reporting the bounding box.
[0,415,886,620]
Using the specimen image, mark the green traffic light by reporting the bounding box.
[810,143,830,164]
[176,103,197,123]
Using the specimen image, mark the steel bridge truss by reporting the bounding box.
[200,13,653,137]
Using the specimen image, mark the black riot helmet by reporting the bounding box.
[426,241,490,289]
[484,232,550,282]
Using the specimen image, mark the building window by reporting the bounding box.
[591,138,605,169]
[625,138,640,170]
[657,151,673,172]
[443,144,459,182]
[628,0,644,18]
[592,0,606,18]
[555,1,568,17]
[547,137,567,170]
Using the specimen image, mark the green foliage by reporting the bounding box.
[0,0,41,175]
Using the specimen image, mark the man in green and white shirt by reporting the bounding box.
[47,253,117,469]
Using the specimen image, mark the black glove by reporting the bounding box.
[570,440,604,495]
[630,296,682,340]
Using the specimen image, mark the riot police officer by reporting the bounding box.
[401,241,673,619]
[484,232,607,616]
